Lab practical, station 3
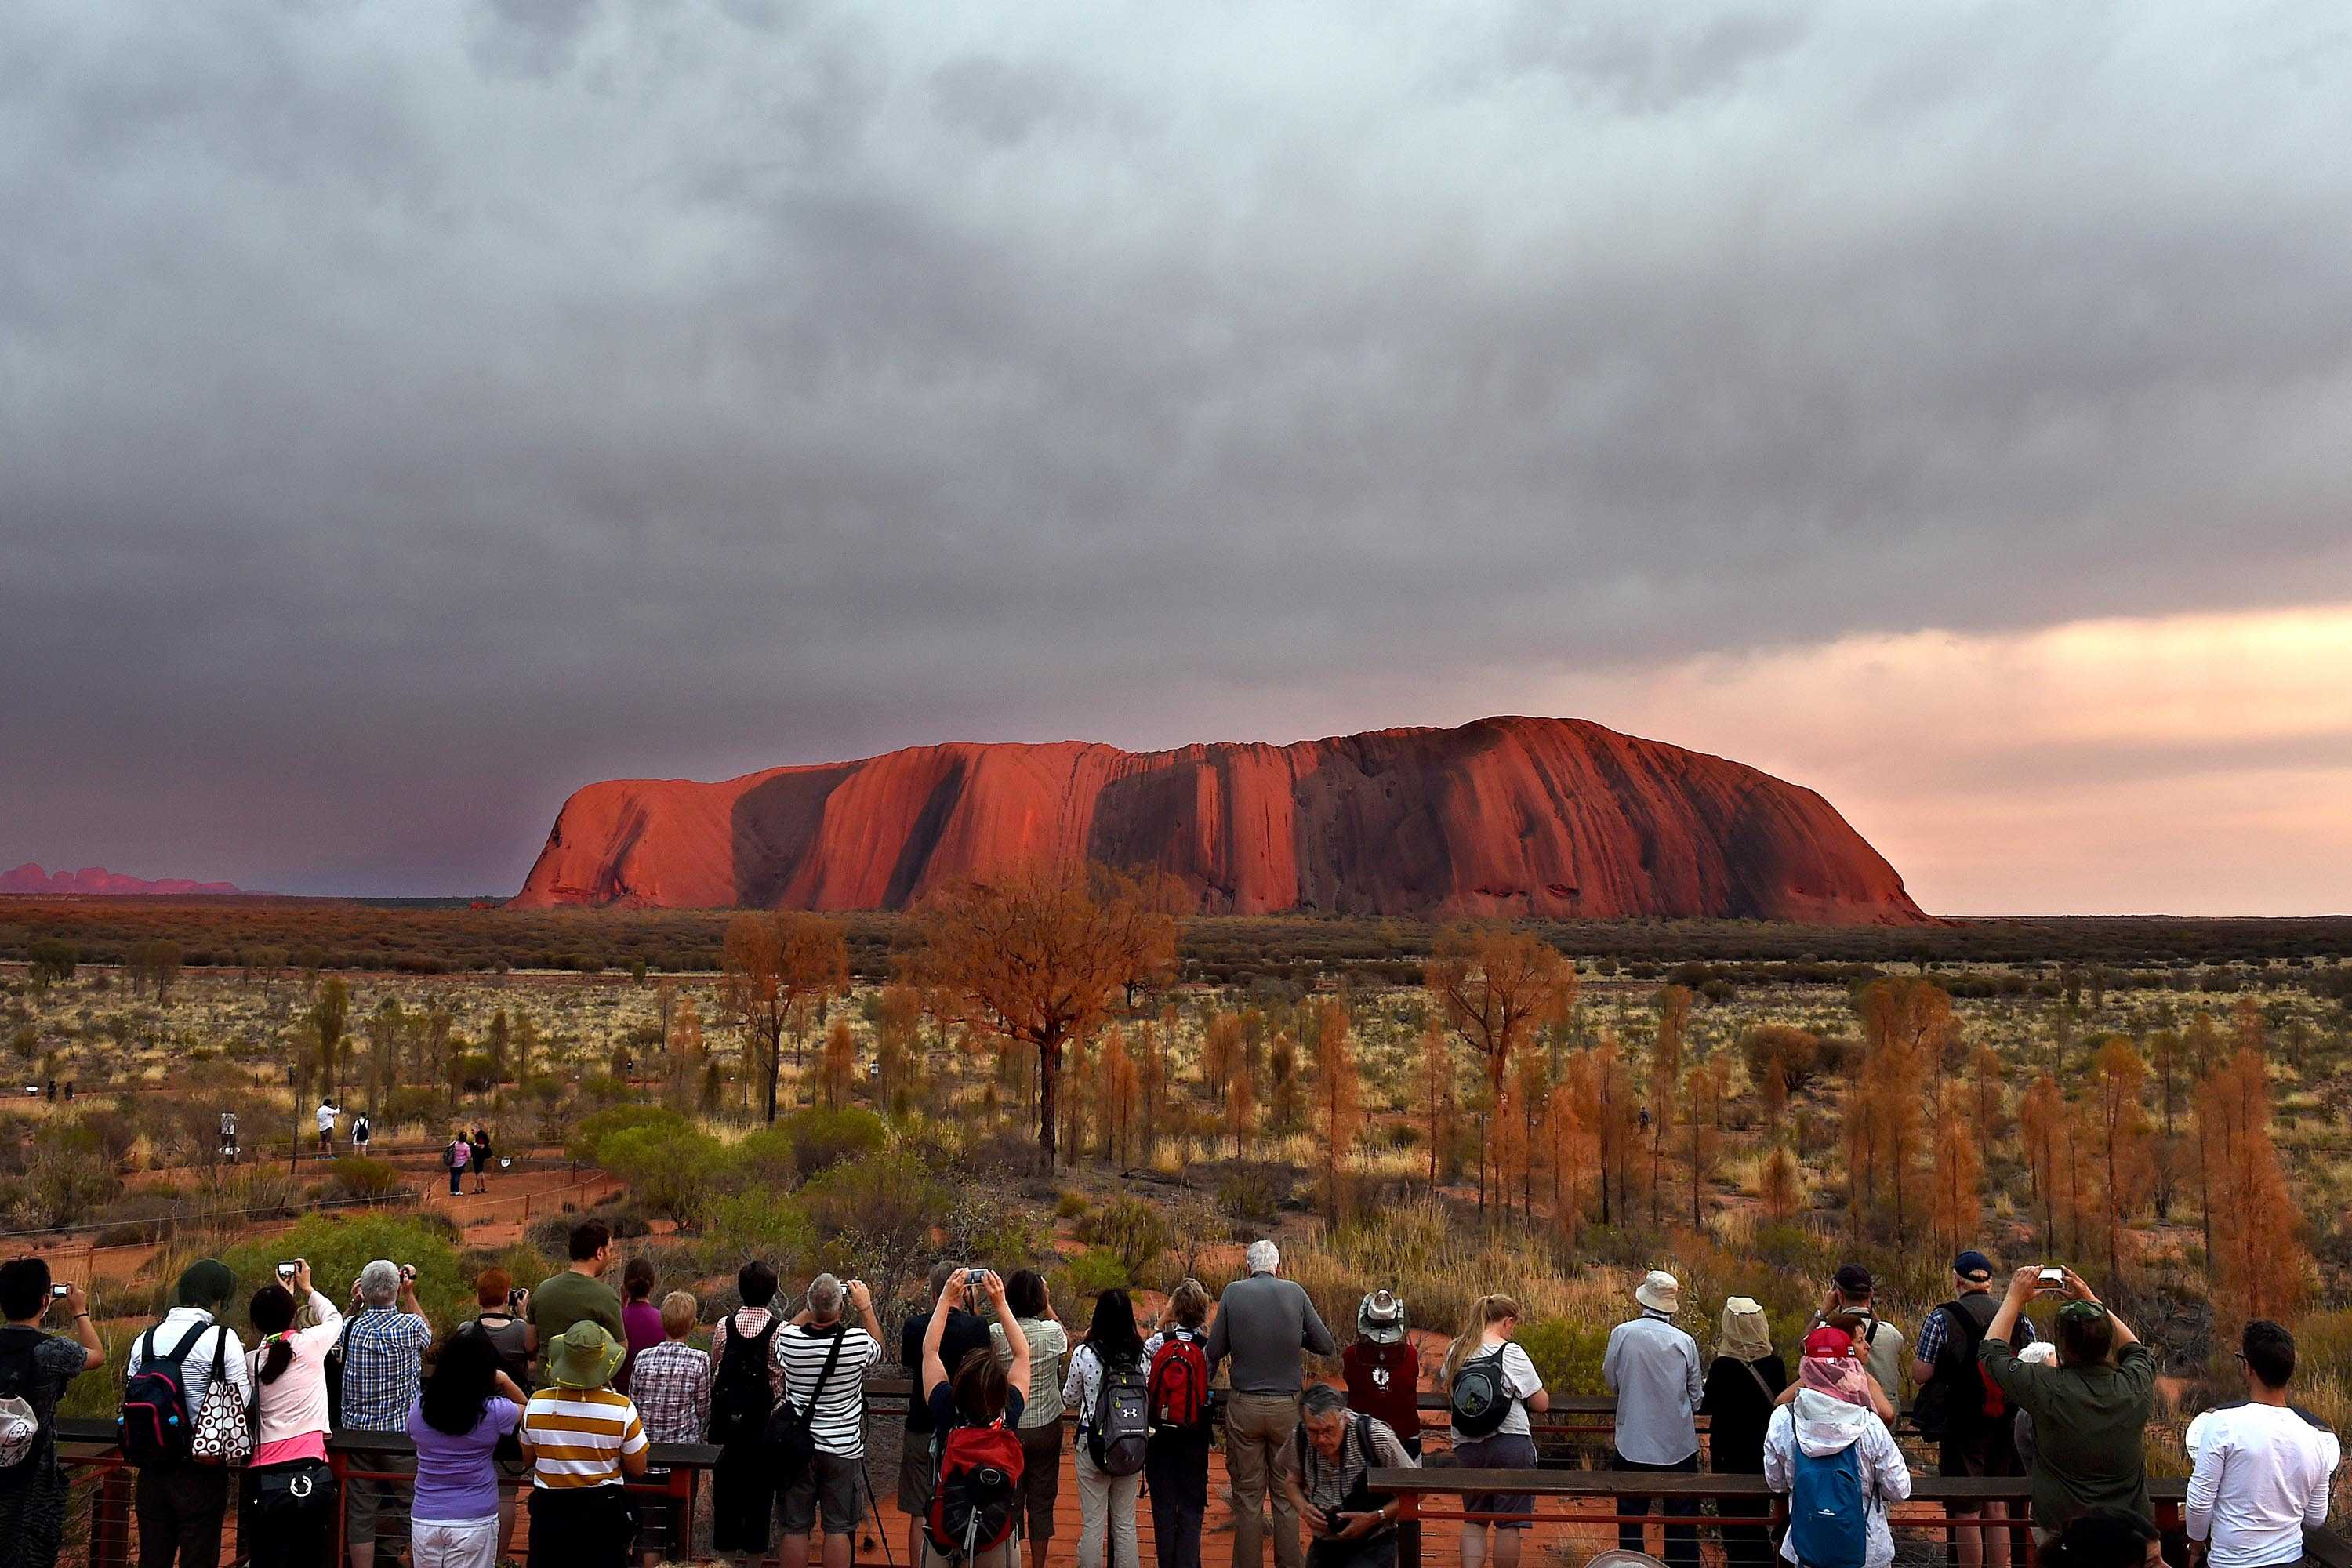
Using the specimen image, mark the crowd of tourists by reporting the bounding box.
[0,1232,2338,1568]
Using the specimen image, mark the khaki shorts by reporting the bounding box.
[779,1452,863,1537]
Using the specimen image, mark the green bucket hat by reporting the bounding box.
[546,1321,625,1390]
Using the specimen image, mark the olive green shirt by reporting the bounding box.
[528,1269,626,1378]
[1981,1335,2157,1528]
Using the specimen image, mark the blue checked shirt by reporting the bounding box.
[340,1308,434,1432]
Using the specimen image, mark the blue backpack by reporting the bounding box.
[1788,1440,1871,1568]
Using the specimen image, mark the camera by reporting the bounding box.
[966,1268,994,1308]
[508,1288,524,1311]
[399,1264,417,1285]
[51,1283,71,1298]
[2038,1267,2065,1288]
[278,1261,298,1280]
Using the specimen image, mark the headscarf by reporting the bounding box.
[1798,1323,1870,1404]
[1718,1298,1773,1363]
[174,1258,236,1312]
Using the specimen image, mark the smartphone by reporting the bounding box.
[2038,1268,2064,1287]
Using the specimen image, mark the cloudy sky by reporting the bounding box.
[5,0,2349,912]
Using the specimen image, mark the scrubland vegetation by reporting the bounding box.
[6,884,2351,1459]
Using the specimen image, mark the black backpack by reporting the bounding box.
[764,1325,848,1488]
[708,1312,782,1444]
[1450,1347,1515,1439]
[119,1323,207,1466]
[1085,1350,1150,1477]
[1914,1298,2001,1440]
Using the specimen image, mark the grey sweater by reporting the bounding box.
[1205,1272,1337,1396]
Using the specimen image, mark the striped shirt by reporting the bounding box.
[775,1322,880,1458]
[521,1386,647,1489]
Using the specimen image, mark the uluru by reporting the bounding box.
[514,717,1924,924]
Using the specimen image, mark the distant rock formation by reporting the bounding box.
[1,862,248,897]
[515,716,1924,924]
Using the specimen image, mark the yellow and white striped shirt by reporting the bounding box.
[521,1386,647,1489]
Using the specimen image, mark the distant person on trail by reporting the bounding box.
[1701,1297,1788,1568]
[1277,1384,1418,1568]
[0,1257,106,1568]
[1207,1240,1339,1568]
[1819,1263,1906,1399]
[1763,1326,1913,1568]
[900,1261,996,1568]
[993,1269,1069,1568]
[1343,1291,1420,1459]
[470,1127,492,1193]
[315,1100,339,1154]
[1439,1294,1548,1568]
[527,1221,625,1383]
[444,1129,470,1196]
[1914,1250,2037,1568]
[2185,1320,2339,1568]
[1144,1279,1218,1568]
[350,1112,371,1156]
[1980,1266,2156,1540]
[1602,1271,1704,1568]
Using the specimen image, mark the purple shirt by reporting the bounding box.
[407,1396,523,1523]
[620,1301,664,1392]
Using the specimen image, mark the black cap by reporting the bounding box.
[1833,1263,1873,1295]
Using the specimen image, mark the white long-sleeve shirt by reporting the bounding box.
[1763,1392,1913,1568]
[2186,1403,2340,1568]
[1603,1311,1703,1465]
[125,1308,252,1427]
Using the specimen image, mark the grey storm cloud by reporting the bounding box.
[2,0,2350,893]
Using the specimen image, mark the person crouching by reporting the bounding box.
[1279,1385,1417,1568]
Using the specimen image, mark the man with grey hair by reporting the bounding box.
[775,1273,885,1568]
[1210,1239,1338,1568]
[342,1259,432,1568]
[1277,1385,1418,1568]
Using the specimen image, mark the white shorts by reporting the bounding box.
[411,1516,502,1568]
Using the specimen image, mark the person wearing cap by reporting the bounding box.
[1208,1240,1339,1568]
[1914,1250,2038,1568]
[1602,1271,1704,1568]
[1773,1323,1895,1425]
[1818,1264,1905,1400]
[1343,1291,1421,1457]
[1980,1266,2155,1539]
[518,1320,649,1568]
[1700,1298,1787,1568]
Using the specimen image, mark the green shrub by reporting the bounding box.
[220,1210,468,1323]
[1076,1197,1172,1279]
[1058,1247,1131,1300]
[777,1107,889,1178]
[597,1124,728,1228]
[1056,1190,1094,1221]
[729,1127,800,1190]
[319,1157,405,1203]
[1515,1317,1611,1396]
[706,1191,818,1272]
[568,1105,688,1167]
[1217,1171,1278,1223]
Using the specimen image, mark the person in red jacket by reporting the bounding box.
[1340,1291,1421,1457]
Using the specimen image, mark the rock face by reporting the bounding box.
[514,717,1924,924]
[0,862,246,897]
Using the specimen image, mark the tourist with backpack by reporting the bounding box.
[350,1112,371,1156]
[121,1259,249,1568]
[708,1260,786,1566]
[241,1261,347,1568]
[902,1262,1000,1567]
[920,1266,1032,1568]
[992,1269,1069,1568]
[1207,1240,1338,1568]
[1701,1298,1788,1568]
[1342,1292,1419,1459]
[1144,1279,1217,1568]
[1762,1327,1912,1568]
[1602,1271,1703,1568]
[1276,1384,1418,1568]
[1816,1265,1906,1406]
[0,1258,105,1568]
[1439,1293,1549,1568]
[1063,1287,1149,1568]
[772,1274,885,1568]
[1980,1265,2157,1540]
[1911,1250,2038,1568]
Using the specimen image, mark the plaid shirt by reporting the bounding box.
[1916,1298,2033,1367]
[340,1308,434,1432]
[629,1341,711,1445]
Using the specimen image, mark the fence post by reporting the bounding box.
[90,1464,135,1568]
[1396,1494,1421,1568]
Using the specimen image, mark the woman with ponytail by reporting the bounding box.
[241,1258,345,1568]
[1439,1294,1548,1568]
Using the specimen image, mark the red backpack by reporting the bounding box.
[1148,1328,1210,1431]
[927,1418,1025,1559]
